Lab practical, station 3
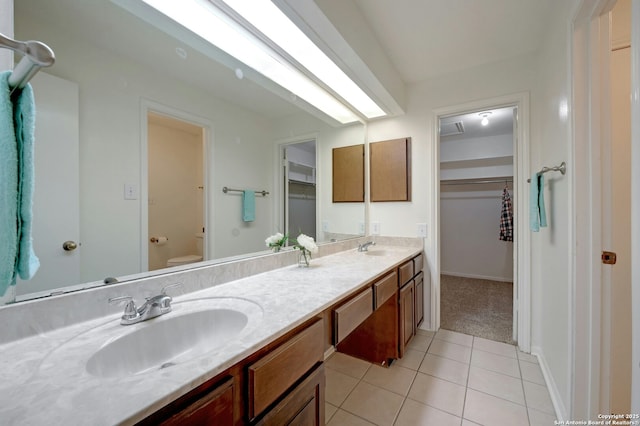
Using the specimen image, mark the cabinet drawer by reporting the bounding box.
[399,260,414,286]
[248,318,324,420]
[334,287,373,344]
[374,271,397,308]
[413,253,424,274]
[256,364,325,426]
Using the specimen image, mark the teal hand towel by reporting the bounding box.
[14,78,40,280]
[0,72,40,297]
[537,174,547,228]
[242,190,255,222]
[529,173,548,232]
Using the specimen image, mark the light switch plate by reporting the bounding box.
[322,220,329,232]
[417,223,427,238]
[358,222,365,235]
[124,183,138,200]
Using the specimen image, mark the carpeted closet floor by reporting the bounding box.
[440,275,514,344]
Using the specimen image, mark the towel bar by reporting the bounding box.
[222,186,269,196]
[527,161,566,182]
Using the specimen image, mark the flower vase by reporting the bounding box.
[298,249,310,268]
[272,246,281,253]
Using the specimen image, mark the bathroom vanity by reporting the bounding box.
[0,238,426,425]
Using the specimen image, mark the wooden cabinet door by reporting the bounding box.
[156,377,234,426]
[399,281,415,357]
[332,144,364,202]
[415,272,424,328]
[256,364,325,426]
[370,138,411,202]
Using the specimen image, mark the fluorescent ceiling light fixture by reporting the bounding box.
[139,0,361,124]
[220,0,386,119]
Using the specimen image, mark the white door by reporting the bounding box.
[16,72,80,297]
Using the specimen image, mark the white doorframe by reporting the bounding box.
[571,0,640,417]
[274,133,319,240]
[431,92,531,352]
[140,99,214,270]
[571,1,609,417]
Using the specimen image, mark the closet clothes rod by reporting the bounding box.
[441,178,512,185]
[222,186,269,196]
[527,161,566,183]
[0,33,55,94]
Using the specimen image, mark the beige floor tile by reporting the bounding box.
[394,348,425,370]
[523,380,555,415]
[407,372,466,417]
[435,329,474,347]
[528,407,558,426]
[326,409,375,426]
[394,398,461,426]
[416,328,435,338]
[406,334,432,352]
[428,338,472,364]
[461,420,482,426]
[362,364,417,396]
[463,389,529,426]
[326,403,338,424]
[419,353,469,386]
[467,366,525,405]
[517,350,539,364]
[471,349,521,378]
[473,337,517,358]
[341,381,404,426]
[520,360,546,385]
[325,367,359,406]
[326,352,372,379]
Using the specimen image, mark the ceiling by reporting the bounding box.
[351,0,555,84]
[18,0,555,122]
[440,106,515,141]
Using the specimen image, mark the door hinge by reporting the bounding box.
[602,251,617,265]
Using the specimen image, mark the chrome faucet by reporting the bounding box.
[109,283,182,325]
[358,241,376,252]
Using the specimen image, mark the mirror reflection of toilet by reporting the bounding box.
[166,233,204,267]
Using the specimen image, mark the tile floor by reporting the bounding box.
[325,329,557,426]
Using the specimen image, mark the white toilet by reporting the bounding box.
[166,233,204,267]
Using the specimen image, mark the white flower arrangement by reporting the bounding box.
[265,232,288,251]
[293,233,318,266]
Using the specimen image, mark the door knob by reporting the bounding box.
[62,240,78,251]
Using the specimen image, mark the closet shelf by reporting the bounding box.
[440,155,513,170]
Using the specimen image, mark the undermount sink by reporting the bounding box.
[40,297,263,379]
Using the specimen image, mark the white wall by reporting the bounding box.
[529,0,580,419]
[441,186,514,281]
[365,54,537,243]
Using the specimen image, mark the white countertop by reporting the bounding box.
[0,244,420,425]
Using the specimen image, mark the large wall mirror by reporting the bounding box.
[13,0,365,301]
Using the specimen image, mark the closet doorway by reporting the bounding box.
[438,105,519,345]
[281,140,317,242]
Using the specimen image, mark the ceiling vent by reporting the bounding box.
[440,121,465,137]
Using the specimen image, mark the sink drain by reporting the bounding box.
[159,362,176,370]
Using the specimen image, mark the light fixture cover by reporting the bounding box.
[138,0,362,124]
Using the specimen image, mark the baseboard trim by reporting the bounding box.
[531,345,567,421]
[441,271,513,283]
[324,346,336,361]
